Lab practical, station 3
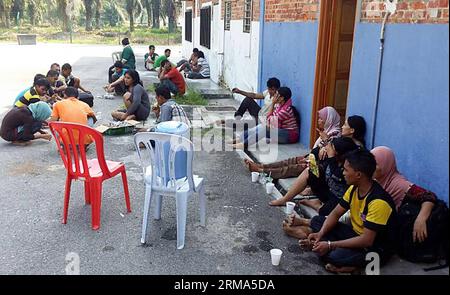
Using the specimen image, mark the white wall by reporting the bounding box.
[182,1,260,92]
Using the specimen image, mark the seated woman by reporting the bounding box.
[185,51,210,79]
[231,87,299,149]
[371,146,436,244]
[1,101,52,145]
[246,107,349,180]
[111,70,150,122]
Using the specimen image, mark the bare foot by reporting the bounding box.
[325,263,360,274]
[231,143,245,150]
[299,199,323,211]
[298,239,314,251]
[269,198,287,206]
[282,223,311,239]
[244,159,263,172]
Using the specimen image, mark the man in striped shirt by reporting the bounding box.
[153,86,191,127]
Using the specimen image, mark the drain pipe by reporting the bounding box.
[257,0,266,97]
[370,11,391,149]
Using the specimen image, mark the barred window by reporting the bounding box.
[200,6,211,49]
[224,1,231,31]
[185,10,192,42]
[243,0,252,33]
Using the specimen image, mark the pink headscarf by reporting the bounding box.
[371,146,412,209]
[313,106,341,148]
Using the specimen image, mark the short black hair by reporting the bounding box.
[160,59,171,67]
[165,48,171,54]
[347,115,367,147]
[124,69,141,86]
[35,78,50,89]
[277,87,292,100]
[345,149,377,179]
[114,61,124,68]
[331,136,358,157]
[33,74,46,85]
[155,85,171,101]
[47,70,59,78]
[193,48,199,53]
[122,38,130,46]
[62,63,72,71]
[149,45,155,50]
[50,63,60,69]
[64,86,79,98]
[267,78,281,89]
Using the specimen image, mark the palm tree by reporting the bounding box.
[56,0,70,32]
[125,0,135,32]
[83,0,94,31]
[0,0,12,28]
[94,0,101,29]
[144,0,151,27]
[152,0,160,29]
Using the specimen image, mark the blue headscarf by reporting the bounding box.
[28,102,51,122]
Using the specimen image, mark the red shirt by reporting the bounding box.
[166,67,186,95]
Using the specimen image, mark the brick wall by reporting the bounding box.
[361,0,449,24]
[265,0,320,22]
[221,0,260,21]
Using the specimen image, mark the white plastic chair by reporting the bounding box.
[134,132,206,249]
[112,51,122,63]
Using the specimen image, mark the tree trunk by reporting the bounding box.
[152,0,160,29]
[94,0,101,29]
[129,12,134,32]
[83,0,93,31]
[144,0,151,27]
[167,0,175,33]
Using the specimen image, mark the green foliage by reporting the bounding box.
[175,90,208,106]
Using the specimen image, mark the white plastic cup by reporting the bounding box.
[266,182,275,194]
[286,201,296,215]
[270,249,283,266]
[251,172,260,183]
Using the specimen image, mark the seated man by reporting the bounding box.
[50,63,68,92]
[226,77,280,125]
[152,86,190,126]
[144,45,159,71]
[13,74,45,106]
[105,61,128,96]
[185,51,210,79]
[45,70,65,105]
[153,49,171,71]
[49,87,96,145]
[159,60,186,96]
[299,149,398,274]
[61,63,94,107]
[177,48,199,71]
[15,78,51,108]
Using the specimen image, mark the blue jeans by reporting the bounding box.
[161,79,179,95]
[240,124,292,146]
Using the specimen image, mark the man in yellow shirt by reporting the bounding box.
[15,78,50,108]
[300,149,397,274]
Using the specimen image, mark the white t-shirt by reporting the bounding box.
[197,58,210,77]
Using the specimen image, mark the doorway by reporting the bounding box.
[310,0,358,147]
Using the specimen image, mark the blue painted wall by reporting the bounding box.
[261,22,319,147]
[347,23,449,203]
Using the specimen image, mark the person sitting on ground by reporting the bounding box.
[13,74,45,106]
[111,70,150,122]
[299,149,398,274]
[158,60,186,96]
[45,70,65,104]
[152,86,190,127]
[1,101,52,145]
[246,114,366,180]
[144,45,159,71]
[15,78,51,108]
[61,63,94,107]
[177,48,199,71]
[105,61,128,96]
[50,63,67,92]
[227,78,281,127]
[371,146,436,244]
[49,87,96,146]
[185,51,210,79]
[231,87,299,149]
[153,49,172,71]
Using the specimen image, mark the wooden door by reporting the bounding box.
[310,0,357,147]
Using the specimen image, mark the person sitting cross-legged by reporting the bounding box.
[299,149,398,274]
[144,45,159,71]
[158,59,186,96]
[185,51,210,79]
[61,63,94,107]
[105,61,128,96]
[111,70,150,122]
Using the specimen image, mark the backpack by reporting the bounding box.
[397,199,449,267]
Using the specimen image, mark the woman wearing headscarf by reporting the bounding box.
[1,101,52,145]
[371,146,437,243]
[246,106,344,180]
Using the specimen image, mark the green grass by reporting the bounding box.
[175,90,208,106]
[0,25,181,45]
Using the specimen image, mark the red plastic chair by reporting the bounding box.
[49,122,131,230]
